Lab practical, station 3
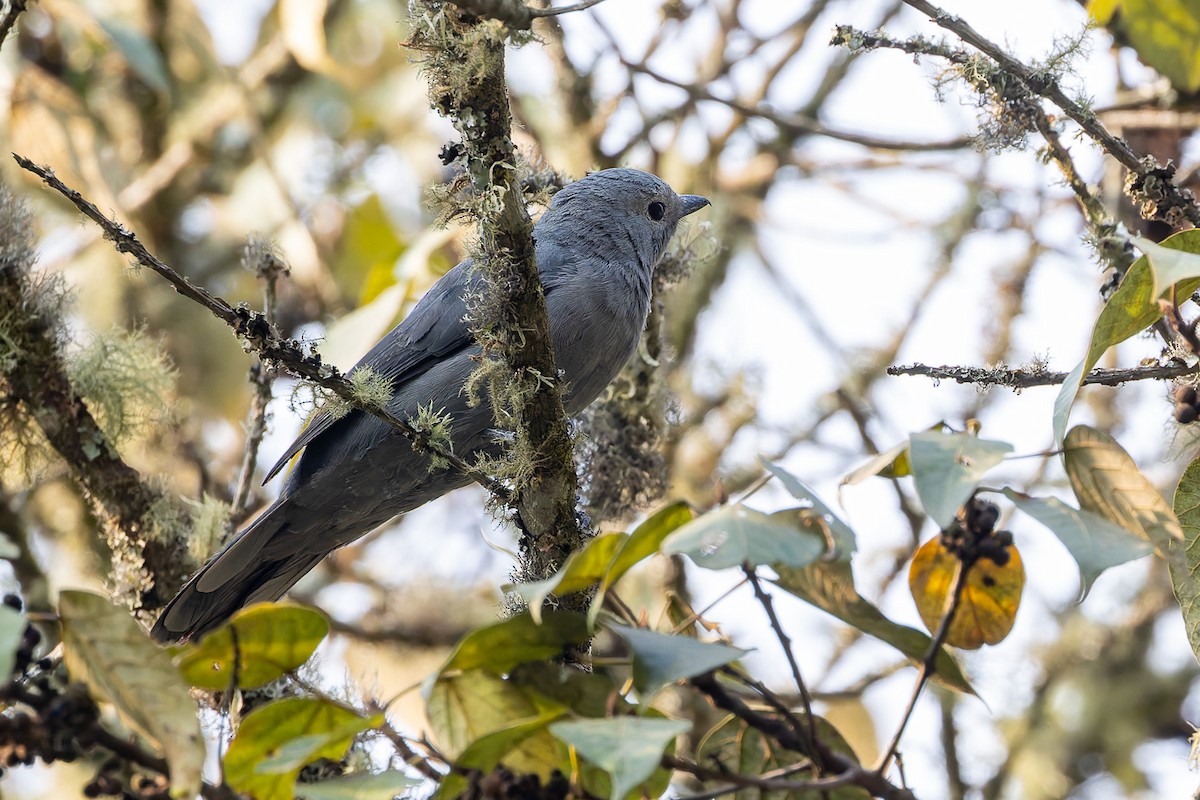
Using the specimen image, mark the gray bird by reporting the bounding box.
[152,168,709,642]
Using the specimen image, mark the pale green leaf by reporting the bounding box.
[1004,489,1152,596]
[550,717,690,800]
[661,504,826,570]
[909,431,1012,528]
[762,459,857,556]
[295,771,422,800]
[59,590,204,800]
[99,20,170,93]
[1135,235,1200,299]
[609,625,747,695]
[175,602,329,690]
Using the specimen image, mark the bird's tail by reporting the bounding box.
[150,503,323,643]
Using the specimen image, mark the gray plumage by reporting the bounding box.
[151,168,709,642]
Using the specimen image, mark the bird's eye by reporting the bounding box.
[647,201,666,221]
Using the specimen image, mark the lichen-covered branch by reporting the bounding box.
[409,3,585,579]
[898,0,1200,227]
[14,154,509,503]
[0,183,191,608]
[443,0,607,30]
[888,361,1197,388]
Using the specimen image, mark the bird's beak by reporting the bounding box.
[680,195,711,217]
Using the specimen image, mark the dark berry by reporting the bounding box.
[1175,385,1198,406]
[1176,404,1199,424]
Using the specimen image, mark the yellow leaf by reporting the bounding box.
[908,537,1025,649]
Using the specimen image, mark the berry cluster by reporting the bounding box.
[1174,385,1200,424]
[940,497,1013,567]
[462,766,570,800]
[0,594,174,799]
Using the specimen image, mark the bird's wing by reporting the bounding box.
[263,259,480,482]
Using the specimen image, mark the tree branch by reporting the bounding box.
[898,0,1200,227]
[0,0,27,52]
[409,2,585,581]
[689,672,917,800]
[888,360,1197,388]
[14,154,509,503]
[444,0,607,30]
[0,182,191,607]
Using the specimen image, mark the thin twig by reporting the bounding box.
[743,566,822,769]
[874,558,969,774]
[529,0,607,19]
[15,154,510,501]
[888,360,1197,388]
[231,241,287,521]
[0,0,27,52]
[624,60,973,152]
[688,672,916,800]
[443,0,606,29]
[663,754,861,797]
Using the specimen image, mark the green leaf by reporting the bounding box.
[909,431,1012,528]
[1170,452,1200,662]
[609,625,747,695]
[605,502,695,588]
[762,460,857,556]
[509,662,630,718]
[550,717,690,800]
[295,771,422,800]
[661,504,826,570]
[426,669,562,778]
[508,534,625,623]
[588,502,695,627]
[1090,0,1200,92]
[98,20,170,94]
[1063,426,1183,551]
[1003,489,1153,596]
[175,602,329,690]
[0,605,24,681]
[697,713,869,800]
[1065,426,1200,663]
[1135,235,1200,299]
[1053,230,1200,443]
[455,707,567,771]
[771,562,973,693]
[59,590,204,800]
[224,698,377,800]
[440,611,590,676]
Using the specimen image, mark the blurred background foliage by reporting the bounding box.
[4,0,1200,797]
